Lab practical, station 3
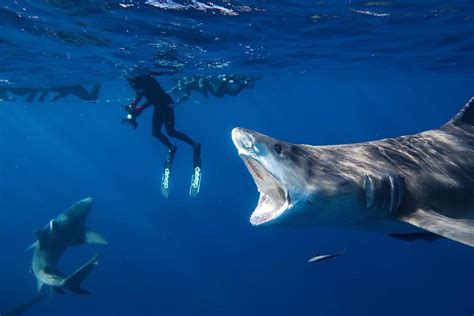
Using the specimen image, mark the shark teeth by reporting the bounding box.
[241,157,289,225]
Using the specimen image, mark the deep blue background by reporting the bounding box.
[0,69,473,315]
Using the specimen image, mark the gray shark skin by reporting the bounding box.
[232,97,474,247]
[29,197,107,295]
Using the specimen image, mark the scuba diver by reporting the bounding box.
[170,74,258,104]
[207,74,254,98]
[5,87,39,102]
[45,84,101,102]
[0,84,101,103]
[123,74,202,198]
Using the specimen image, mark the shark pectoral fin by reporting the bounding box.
[26,241,38,252]
[388,232,443,242]
[37,280,44,292]
[84,230,108,245]
[398,208,474,247]
[72,230,108,246]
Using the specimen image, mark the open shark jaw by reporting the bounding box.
[232,128,291,226]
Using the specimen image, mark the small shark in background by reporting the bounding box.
[2,294,46,316]
[232,97,474,248]
[28,197,107,295]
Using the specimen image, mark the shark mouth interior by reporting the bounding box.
[241,156,289,225]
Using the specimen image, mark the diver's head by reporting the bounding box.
[126,77,139,89]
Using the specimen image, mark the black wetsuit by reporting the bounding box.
[129,76,195,150]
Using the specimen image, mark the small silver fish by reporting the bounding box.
[308,249,345,263]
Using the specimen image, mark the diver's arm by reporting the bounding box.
[132,100,153,115]
[130,92,144,107]
[124,93,144,117]
[122,94,150,128]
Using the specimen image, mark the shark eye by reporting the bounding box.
[274,143,282,154]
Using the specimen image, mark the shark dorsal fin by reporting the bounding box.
[445,97,474,127]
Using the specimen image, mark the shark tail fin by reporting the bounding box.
[444,97,474,127]
[26,241,38,252]
[398,208,474,247]
[64,254,100,295]
[4,293,47,316]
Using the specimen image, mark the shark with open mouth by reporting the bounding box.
[239,152,291,226]
[232,98,474,247]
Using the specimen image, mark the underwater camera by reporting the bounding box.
[122,104,138,129]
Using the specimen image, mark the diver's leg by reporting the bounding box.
[89,84,101,101]
[26,90,38,102]
[215,82,226,98]
[51,91,68,102]
[197,77,209,98]
[71,84,101,101]
[1,89,16,102]
[38,90,49,102]
[164,107,197,148]
[70,85,92,101]
[10,88,28,97]
[208,78,224,97]
[226,81,245,96]
[152,106,175,151]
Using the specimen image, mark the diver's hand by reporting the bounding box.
[123,104,134,112]
[122,114,138,129]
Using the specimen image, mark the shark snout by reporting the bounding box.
[69,197,94,218]
[232,128,256,155]
[80,197,93,205]
[78,197,93,210]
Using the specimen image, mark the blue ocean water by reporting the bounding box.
[0,1,473,315]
